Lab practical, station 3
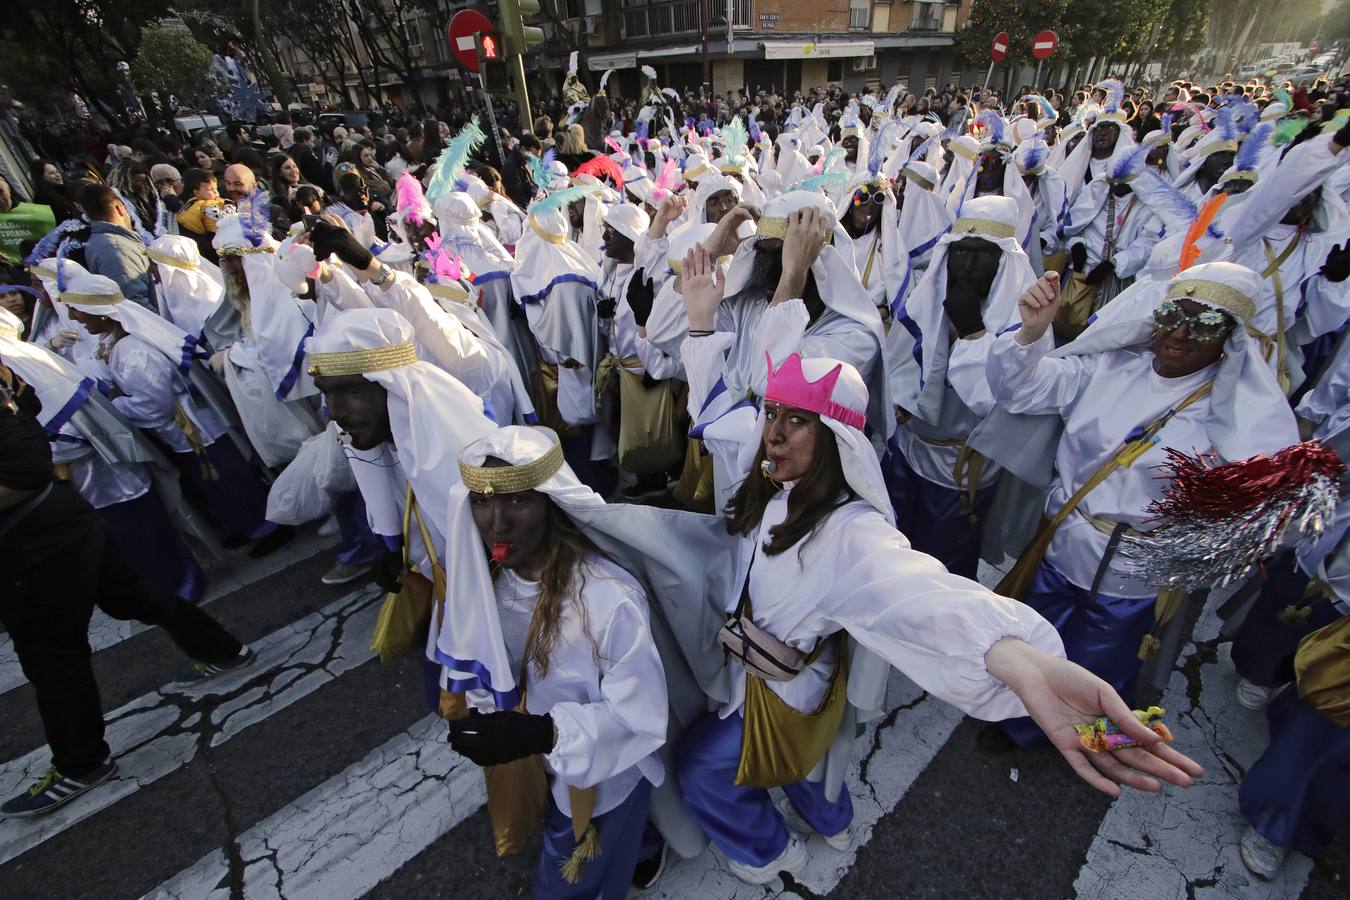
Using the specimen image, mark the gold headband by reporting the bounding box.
[307,341,418,377]
[426,281,473,304]
[841,127,863,139]
[1223,171,1258,183]
[459,440,565,495]
[1167,279,1256,324]
[1197,139,1239,157]
[951,142,978,162]
[28,265,56,280]
[668,254,732,274]
[61,290,123,306]
[146,248,199,270]
[951,217,1017,240]
[529,216,566,245]
[754,216,832,242]
[683,163,709,181]
[217,246,276,257]
[901,168,935,191]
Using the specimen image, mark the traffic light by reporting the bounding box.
[478,31,501,61]
[498,0,545,57]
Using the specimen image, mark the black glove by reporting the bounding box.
[1084,259,1115,286]
[626,268,657,327]
[1322,242,1350,283]
[310,220,374,270]
[942,290,986,338]
[446,709,555,766]
[596,296,617,319]
[371,549,404,594]
[1070,242,1088,273]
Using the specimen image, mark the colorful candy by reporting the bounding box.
[1075,706,1174,753]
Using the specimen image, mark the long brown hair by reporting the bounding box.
[725,418,856,556]
[491,502,602,680]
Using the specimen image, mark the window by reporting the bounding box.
[849,0,871,30]
[911,0,942,31]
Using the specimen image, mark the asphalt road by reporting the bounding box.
[1,528,1345,900]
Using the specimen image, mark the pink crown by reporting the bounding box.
[763,353,866,431]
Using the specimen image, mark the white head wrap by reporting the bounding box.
[433,192,515,276]
[890,196,1035,424]
[61,271,202,373]
[307,307,497,545]
[147,234,225,338]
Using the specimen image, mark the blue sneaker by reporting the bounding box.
[1,759,117,817]
[172,646,256,686]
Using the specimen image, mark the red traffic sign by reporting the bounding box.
[1032,30,1059,60]
[991,31,1009,62]
[449,9,494,73]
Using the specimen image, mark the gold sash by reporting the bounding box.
[531,361,579,435]
[616,359,686,475]
[672,438,716,513]
[1294,614,1350,726]
[370,487,444,662]
[1262,235,1300,395]
[735,603,848,788]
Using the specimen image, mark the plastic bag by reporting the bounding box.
[313,422,356,493]
[265,430,339,525]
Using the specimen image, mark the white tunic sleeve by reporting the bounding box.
[987,329,1096,414]
[367,272,505,398]
[545,587,669,790]
[818,511,1065,720]
[680,331,735,418]
[110,341,179,430]
[946,332,998,417]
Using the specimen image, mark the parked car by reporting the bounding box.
[174,113,223,142]
[318,110,372,131]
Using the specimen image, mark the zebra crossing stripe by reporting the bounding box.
[0,586,382,867]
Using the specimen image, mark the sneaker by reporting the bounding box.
[1236,678,1281,711]
[248,525,296,559]
[725,833,808,885]
[1,759,117,818]
[317,515,340,537]
[1239,826,1288,879]
[773,793,853,852]
[631,840,668,890]
[172,646,256,686]
[321,562,371,586]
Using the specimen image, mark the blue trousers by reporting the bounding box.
[96,486,205,603]
[332,489,381,566]
[1240,685,1350,857]
[532,779,655,900]
[676,710,852,866]
[560,426,616,498]
[1231,551,1341,688]
[171,440,274,540]
[882,448,994,580]
[1002,559,1158,746]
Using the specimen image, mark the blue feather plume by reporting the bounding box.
[1160,112,1173,135]
[427,116,486,204]
[24,220,82,268]
[1137,169,1197,226]
[974,110,1007,146]
[239,188,271,248]
[1236,122,1271,172]
[1110,144,1150,182]
[531,183,604,213]
[790,171,850,194]
[1214,104,1238,143]
[529,147,558,194]
[1098,79,1125,114]
[868,120,901,179]
[1020,145,1047,171]
[1222,96,1260,135]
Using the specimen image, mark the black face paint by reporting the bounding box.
[945,238,1001,300]
[751,239,784,293]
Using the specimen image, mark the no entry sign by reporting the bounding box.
[991,31,1009,62]
[1032,30,1059,60]
[448,8,494,73]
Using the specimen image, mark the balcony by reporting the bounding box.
[910,1,943,31]
[622,0,751,39]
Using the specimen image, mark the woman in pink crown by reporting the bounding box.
[673,241,1204,885]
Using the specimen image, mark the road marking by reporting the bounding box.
[143,715,485,900]
[0,587,381,866]
[1073,593,1314,899]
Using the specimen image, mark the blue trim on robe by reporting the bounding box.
[892,296,925,378]
[433,650,523,711]
[522,410,540,425]
[908,229,946,260]
[274,323,315,401]
[43,377,94,439]
[518,273,599,305]
[378,532,402,553]
[473,270,511,285]
[889,261,914,318]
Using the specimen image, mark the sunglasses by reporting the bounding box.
[1152,299,1233,344]
[852,188,887,206]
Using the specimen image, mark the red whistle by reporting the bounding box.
[491,542,511,563]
